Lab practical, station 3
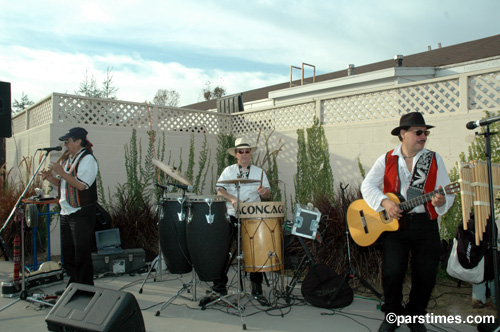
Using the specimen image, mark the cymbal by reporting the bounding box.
[152,159,192,186]
[218,178,260,184]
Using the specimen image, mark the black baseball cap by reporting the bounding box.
[59,127,88,141]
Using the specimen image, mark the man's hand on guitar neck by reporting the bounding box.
[381,198,402,220]
[431,185,446,208]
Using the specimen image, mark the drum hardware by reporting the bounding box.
[177,196,187,222]
[204,198,214,224]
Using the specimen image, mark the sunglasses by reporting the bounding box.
[407,129,430,137]
[237,149,251,154]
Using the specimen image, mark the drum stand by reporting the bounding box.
[202,180,250,330]
[139,192,166,294]
[155,269,198,316]
[138,252,163,294]
[284,236,315,303]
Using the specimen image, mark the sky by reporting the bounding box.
[1,0,499,107]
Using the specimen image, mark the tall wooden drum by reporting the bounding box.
[239,202,285,272]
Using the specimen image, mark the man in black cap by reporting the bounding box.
[360,112,455,332]
[41,127,98,286]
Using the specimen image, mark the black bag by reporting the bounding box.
[455,216,486,269]
[301,263,353,309]
[446,214,496,283]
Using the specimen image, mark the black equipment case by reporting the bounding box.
[91,248,146,275]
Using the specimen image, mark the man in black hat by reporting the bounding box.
[360,112,455,332]
[41,127,98,286]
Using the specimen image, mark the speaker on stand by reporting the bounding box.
[0,81,12,191]
[0,81,12,138]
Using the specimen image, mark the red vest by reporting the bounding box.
[383,149,439,220]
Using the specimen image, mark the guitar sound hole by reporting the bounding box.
[381,210,391,223]
[359,210,369,234]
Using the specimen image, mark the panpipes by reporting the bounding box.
[459,161,500,245]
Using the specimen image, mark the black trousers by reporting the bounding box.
[60,204,96,286]
[212,216,263,292]
[381,212,441,316]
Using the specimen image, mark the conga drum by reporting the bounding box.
[239,202,285,272]
[158,194,192,274]
[186,195,230,281]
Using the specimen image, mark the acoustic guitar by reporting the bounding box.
[346,182,460,247]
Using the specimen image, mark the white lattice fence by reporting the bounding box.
[469,71,500,110]
[55,95,151,128]
[322,78,461,125]
[157,106,230,135]
[397,79,460,114]
[12,112,26,134]
[27,97,53,128]
[232,102,316,135]
[322,90,401,124]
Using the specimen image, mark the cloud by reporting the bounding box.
[0,45,286,106]
[1,0,499,107]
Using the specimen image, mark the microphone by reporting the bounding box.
[466,115,500,129]
[167,182,194,192]
[37,146,63,152]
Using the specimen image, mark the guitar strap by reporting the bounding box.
[406,151,435,201]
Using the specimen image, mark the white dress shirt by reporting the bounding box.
[360,144,454,215]
[216,164,271,217]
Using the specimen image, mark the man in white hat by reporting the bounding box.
[200,137,271,306]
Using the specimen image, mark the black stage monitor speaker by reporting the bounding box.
[0,81,12,138]
[45,283,145,332]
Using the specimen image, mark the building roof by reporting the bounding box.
[182,34,500,111]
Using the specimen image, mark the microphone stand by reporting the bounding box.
[0,150,55,312]
[328,183,383,304]
[476,125,500,332]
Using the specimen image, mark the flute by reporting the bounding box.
[41,150,69,180]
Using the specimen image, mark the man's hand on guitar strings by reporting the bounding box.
[381,198,402,220]
[431,185,446,207]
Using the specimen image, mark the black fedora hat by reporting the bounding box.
[391,112,434,136]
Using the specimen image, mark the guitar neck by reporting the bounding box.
[399,187,445,212]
